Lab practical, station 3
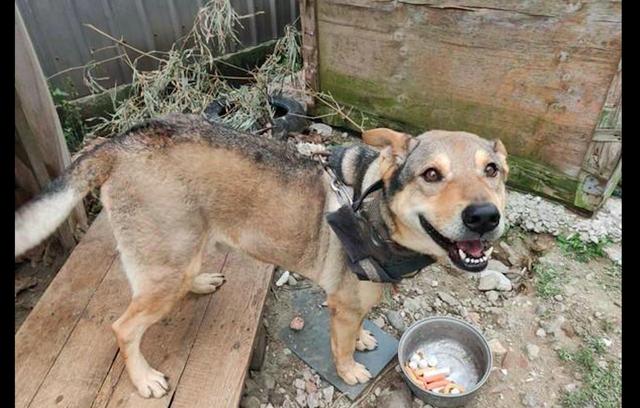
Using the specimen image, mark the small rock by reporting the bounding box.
[437,291,459,306]
[430,280,439,287]
[295,389,307,406]
[486,291,500,302]
[487,259,510,274]
[554,294,564,302]
[294,379,306,390]
[526,344,540,361]
[374,387,381,396]
[305,379,318,394]
[602,338,612,347]
[403,297,422,314]
[307,392,320,408]
[412,397,425,408]
[536,328,547,338]
[488,339,508,364]
[287,275,298,286]
[521,392,539,407]
[262,373,276,390]
[502,350,529,370]
[283,348,292,356]
[275,271,290,287]
[535,304,548,316]
[290,316,305,331]
[309,122,333,137]
[240,396,261,408]
[377,382,412,408]
[386,310,406,333]
[478,270,512,291]
[373,316,386,328]
[604,243,622,265]
[564,383,578,393]
[322,386,334,402]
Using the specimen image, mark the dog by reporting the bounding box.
[15,113,508,398]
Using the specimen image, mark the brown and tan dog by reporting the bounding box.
[15,114,508,398]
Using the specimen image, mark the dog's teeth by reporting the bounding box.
[485,247,494,257]
[458,249,466,260]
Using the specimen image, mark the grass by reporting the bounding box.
[557,336,621,408]
[556,234,611,263]
[533,263,564,299]
[50,82,85,153]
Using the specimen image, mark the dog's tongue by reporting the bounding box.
[457,240,484,257]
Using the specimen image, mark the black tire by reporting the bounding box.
[269,95,309,140]
[203,98,230,123]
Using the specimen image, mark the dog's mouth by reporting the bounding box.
[418,215,493,272]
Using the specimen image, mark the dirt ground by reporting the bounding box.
[242,226,621,408]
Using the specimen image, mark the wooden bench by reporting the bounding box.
[16,212,274,408]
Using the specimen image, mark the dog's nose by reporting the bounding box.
[462,203,500,234]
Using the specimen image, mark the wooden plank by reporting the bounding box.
[15,213,117,408]
[315,0,620,179]
[97,250,230,408]
[28,258,129,408]
[300,0,319,95]
[169,251,274,408]
[15,4,87,232]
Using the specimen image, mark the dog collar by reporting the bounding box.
[323,160,436,283]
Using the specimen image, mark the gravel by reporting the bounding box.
[506,191,621,243]
[526,344,540,360]
[386,310,407,333]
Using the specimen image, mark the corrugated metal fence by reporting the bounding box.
[16,0,299,97]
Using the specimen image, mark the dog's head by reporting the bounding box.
[363,128,509,272]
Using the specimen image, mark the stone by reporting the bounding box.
[478,270,512,291]
[521,392,539,407]
[536,328,547,338]
[604,243,622,265]
[526,344,540,360]
[486,291,500,302]
[373,316,386,328]
[287,275,298,286]
[564,383,578,393]
[309,123,333,137]
[283,348,292,356]
[307,392,320,408]
[294,379,306,390]
[487,259,509,274]
[430,280,439,287]
[554,295,564,302]
[437,291,459,306]
[290,316,305,331]
[386,310,406,333]
[262,373,276,390]
[240,396,261,408]
[403,297,422,314]
[275,271,290,287]
[295,389,307,407]
[377,382,412,408]
[412,397,425,408]
[488,339,508,364]
[502,350,529,370]
[322,386,334,403]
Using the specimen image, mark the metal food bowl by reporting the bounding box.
[398,316,492,407]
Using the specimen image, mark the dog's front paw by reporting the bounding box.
[356,329,378,351]
[337,361,372,385]
[191,273,225,294]
[131,367,170,398]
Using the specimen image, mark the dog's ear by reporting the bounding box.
[362,128,416,182]
[492,139,509,178]
[362,128,416,162]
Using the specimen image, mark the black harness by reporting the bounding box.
[324,158,436,283]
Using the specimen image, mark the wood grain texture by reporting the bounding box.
[300,0,320,94]
[16,214,274,408]
[15,213,117,408]
[169,250,274,408]
[315,0,621,179]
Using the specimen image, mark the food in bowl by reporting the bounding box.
[404,349,466,395]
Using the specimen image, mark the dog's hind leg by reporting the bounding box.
[327,278,384,385]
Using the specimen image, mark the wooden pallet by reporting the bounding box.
[16,212,274,408]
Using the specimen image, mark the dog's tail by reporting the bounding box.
[15,141,117,257]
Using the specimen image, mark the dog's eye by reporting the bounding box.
[485,163,499,177]
[422,168,442,182]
